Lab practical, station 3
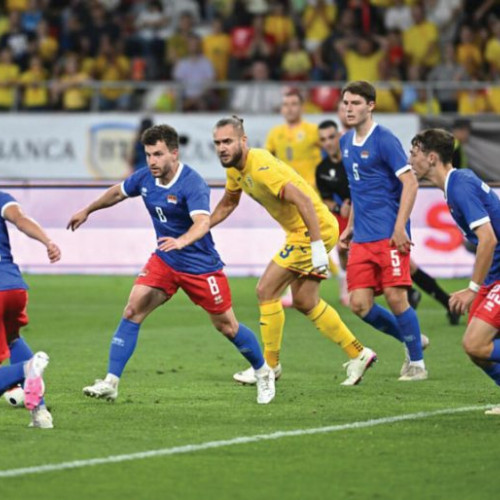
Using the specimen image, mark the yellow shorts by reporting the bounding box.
[272,228,338,278]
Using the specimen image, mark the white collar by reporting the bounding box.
[444,168,457,201]
[353,122,378,147]
[155,162,184,189]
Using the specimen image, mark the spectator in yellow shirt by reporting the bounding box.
[403,4,439,70]
[456,25,483,78]
[19,55,48,110]
[94,36,131,110]
[51,54,90,111]
[302,0,337,52]
[0,47,19,110]
[265,1,295,52]
[36,19,58,68]
[485,17,500,75]
[281,36,311,80]
[202,16,231,81]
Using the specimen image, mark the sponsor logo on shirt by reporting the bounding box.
[167,195,177,204]
[141,187,148,197]
[343,149,349,157]
[258,166,270,171]
[244,176,253,188]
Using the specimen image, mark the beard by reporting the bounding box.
[219,146,243,169]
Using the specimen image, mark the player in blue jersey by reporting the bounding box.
[67,124,275,405]
[0,190,60,428]
[410,128,500,415]
[338,80,428,381]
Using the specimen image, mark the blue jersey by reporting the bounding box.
[122,163,224,275]
[445,168,500,285]
[340,124,411,243]
[0,191,28,291]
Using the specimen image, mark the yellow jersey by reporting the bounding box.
[0,63,19,107]
[225,148,335,240]
[265,121,321,188]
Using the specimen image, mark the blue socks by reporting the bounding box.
[108,318,141,377]
[488,339,500,362]
[0,363,26,394]
[230,323,265,370]
[395,308,423,361]
[483,363,500,386]
[362,304,402,342]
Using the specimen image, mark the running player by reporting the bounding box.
[67,124,275,405]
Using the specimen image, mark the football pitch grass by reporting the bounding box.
[1,275,498,500]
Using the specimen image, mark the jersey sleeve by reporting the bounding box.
[185,175,211,217]
[225,168,242,194]
[0,192,18,219]
[121,170,143,197]
[451,176,491,230]
[378,129,411,177]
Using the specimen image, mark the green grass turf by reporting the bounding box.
[0,275,498,500]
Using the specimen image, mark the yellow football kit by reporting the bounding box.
[225,148,338,276]
[265,121,321,189]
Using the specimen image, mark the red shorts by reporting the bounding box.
[347,239,412,295]
[0,289,29,363]
[469,281,500,329]
[334,213,349,236]
[135,254,232,315]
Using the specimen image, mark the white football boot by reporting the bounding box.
[233,363,282,385]
[83,379,118,401]
[340,347,377,386]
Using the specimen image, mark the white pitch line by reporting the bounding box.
[0,404,492,478]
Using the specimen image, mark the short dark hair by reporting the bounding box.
[141,124,179,150]
[341,80,376,103]
[452,118,471,130]
[283,88,304,103]
[214,115,245,135]
[319,119,338,130]
[411,128,455,164]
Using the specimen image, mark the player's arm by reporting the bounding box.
[339,201,354,250]
[4,204,61,263]
[157,213,210,252]
[449,222,497,315]
[390,169,418,254]
[209,189,242,228]
[281,182,328,272]
[67,184,126,231]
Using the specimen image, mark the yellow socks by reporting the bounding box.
[307,299,363,359]
[259,299,285,368]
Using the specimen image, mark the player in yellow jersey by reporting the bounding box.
[265,89,322,189]
[211,116,377,386]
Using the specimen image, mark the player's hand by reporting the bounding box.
[311,240,329,275]
[338,227,353,250]
[449,288,476,316]
[389,227,413,255]
[67,210,89,231]
[340,199,351,219]
[157,236,185,252]
[46,241,61,263]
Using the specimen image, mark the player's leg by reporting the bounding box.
[292,278,376,385]
[463,287,500,413]
[348,242,404,344]
[83,284,168,401]
[337,245,349,306]
[209,308,275,404]
[384,286,427,381]
[255,260,296,370]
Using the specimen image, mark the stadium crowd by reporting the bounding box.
[0,0,499,113]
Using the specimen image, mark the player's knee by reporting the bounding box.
[123,303,138,321]
[462,337,489,360]
[214,320,236,338]
[349,296,369,317]
[256,281,271,302]
[293,296,316,313]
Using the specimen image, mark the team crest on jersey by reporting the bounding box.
[297,131,305,141]
[167,195,178,204]
[361,151,369,159]
[141,187,148,197]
